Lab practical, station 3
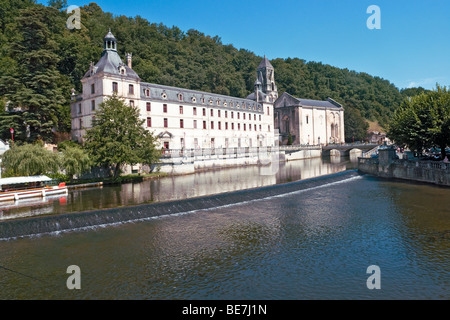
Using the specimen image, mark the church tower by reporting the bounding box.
[257,56,278,102]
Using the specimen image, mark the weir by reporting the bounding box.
[0,170,361,240]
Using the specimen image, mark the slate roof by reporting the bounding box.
[141,82,264,113]
[274,92,343,109]
[83,50,140,80]
[257,56,273,69]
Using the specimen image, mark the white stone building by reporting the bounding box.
[274,92,345,145]
[71,30,276,150]
[70,30,344,151]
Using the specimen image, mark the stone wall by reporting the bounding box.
[358,154,450,187]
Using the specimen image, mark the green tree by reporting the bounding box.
[60,144,92,180]
[287,132,293,145]
[344,106,369,143]
[388,85,450,159]
[84,95,160,178]
[1,143,60,177]
[0,5,70,143]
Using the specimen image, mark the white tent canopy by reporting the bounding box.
[0,175,53,186]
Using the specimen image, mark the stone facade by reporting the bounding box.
[71,31,276,150]
[274,92,345,145]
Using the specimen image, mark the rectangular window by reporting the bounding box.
[78,104,81,114]
[193,120,197,129]
[129,84,134,95]
[225,111,228,118]
[129,100,134,107]
[180,119,184,128]
[203,108,206,116]
[306,115,309,124]
[259,115,262,121]
[238,123,240,130]
[244,124,246,131]
[203,120,207,129]
[91,83,95,94]
[193,107,197,116]
[254,114,256,121]
[225,122,228,130]
[211,109,214,117]
[218,122,221,130]
[146,102,151,112]
[163,104,167,113]
[231,111,234,119]
[91,100,95,111]
[194,138,198,148]
[79,119,83,128]
[211,121,214,129]
[237,112,240,120]
[147,117,151,127]
[254,124,257,131]
[259,124,262,131]
[164,118,168,128]
[218,110,221,118]
[267,107,270,116]
[112,82,118,93]
[179,106,183,114]
[249,123,251,131]
[243,113,246,120]
[231,123,234,130]
[268,125,271,132]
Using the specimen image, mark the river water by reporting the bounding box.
[0,157,449,300]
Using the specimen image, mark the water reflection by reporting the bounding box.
[0,157,351,221]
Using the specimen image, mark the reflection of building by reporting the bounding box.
[274,92,345,145]
[71,30,276,150]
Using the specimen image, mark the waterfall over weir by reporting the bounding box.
[0,170,361,240]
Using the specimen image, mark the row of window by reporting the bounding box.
[146,117,270,132]
[146,103,270,117]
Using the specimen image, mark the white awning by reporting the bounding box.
[0,175,53,186]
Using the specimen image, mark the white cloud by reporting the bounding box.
[406,77,447,89]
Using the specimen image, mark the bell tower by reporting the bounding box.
[257,56,278,102]
[103,28,117,52]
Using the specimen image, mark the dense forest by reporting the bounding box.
[0,0,427,143]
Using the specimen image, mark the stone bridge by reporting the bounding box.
[322,144,379,157]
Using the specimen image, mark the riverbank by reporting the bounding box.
[66,172,168,188]
[357,147,450,187]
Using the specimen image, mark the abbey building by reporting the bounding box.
[71,30,344,149]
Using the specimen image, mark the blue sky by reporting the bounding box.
[40,0,450,90]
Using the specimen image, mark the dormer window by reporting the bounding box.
[178,93,183,101]
[161,92,167,99]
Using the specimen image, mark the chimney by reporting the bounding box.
[126,53,132,69]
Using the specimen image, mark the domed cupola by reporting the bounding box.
[104,29,117,52]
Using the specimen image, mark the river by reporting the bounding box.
[0,157,449,300]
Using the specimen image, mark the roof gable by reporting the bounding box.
[274,92,343,109]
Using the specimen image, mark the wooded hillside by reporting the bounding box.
[0,1,423,143]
